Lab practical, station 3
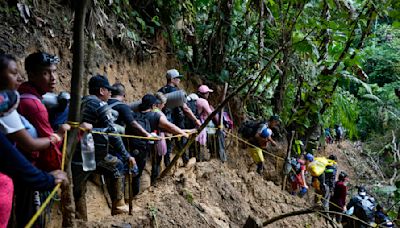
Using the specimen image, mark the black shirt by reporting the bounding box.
[158,84,184,127]
[108,98,134,126]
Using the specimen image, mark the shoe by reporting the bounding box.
[112,199,129,215]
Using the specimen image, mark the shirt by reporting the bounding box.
[0,110,25,134]
[17,82,62,172]
[330,181,347,208]
[0,133,55,191]
[108,98,134,126]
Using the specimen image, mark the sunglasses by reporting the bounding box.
[41,53,60,64]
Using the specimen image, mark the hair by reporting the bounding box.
[167,78,172,83]
[155,92,167,104]
[328,154,337,161]
[0,54,16,72]
[89,87,101,96]
[112,82,125,96]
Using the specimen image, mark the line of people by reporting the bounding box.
[0,51,234,227]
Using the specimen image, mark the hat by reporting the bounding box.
[339,171,348,181]
[139,94,161,111]
[269,115,281,122]
[166,69,183,79]
[89,75,116,92]
[305,153,314,162]
[198,85,214,94]
[260,128,272,138]
[358,186,367,196]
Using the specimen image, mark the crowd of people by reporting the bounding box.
[0,51,235,227]
[0,50,395,228]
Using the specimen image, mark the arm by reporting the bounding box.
[198,100,219,123]
[8,129,60,151]
[158,115,189,138]
[301,169,308,188]
[182,103,201,126]
[0,133,56,191]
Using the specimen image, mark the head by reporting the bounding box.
[338,171,348,182]
[304,153,314,164]
[25,52,60,94]
[328,154,337,161]
[358,186,367,197]
[268,115,281,128]
[154,92,167,110]
[166,69,183,87]
[139,94,161,111]
[111,83,126,101]
[0,54,23,90]
[88,74,116,101]
[197,85,213,99]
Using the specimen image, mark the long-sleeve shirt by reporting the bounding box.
[17,82,62,172]
[330,181,347,208]
[0,133,55,191]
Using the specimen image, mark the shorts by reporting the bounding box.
[248,146,264,163]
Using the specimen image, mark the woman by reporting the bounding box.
[0,54,68,228]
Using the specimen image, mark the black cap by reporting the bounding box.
[89,75,116,92]
[269,115,281,122]
[139,94,161,111]
[25,52,60,74]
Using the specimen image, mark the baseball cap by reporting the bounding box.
[198,85,214,94]
[260,128,272,138]
[269,115,281,122]
[166,69,183,79]
[305,153,314,162]
[89,75,116,92]
[358,186,367,196]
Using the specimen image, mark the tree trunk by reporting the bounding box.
[61,0,90,227]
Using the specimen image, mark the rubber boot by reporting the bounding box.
[111,178,129,215]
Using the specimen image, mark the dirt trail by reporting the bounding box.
[81,155,332,227]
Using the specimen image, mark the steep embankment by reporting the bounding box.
[82,158,331,228]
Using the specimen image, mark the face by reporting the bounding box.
[269,120,279,128]
[31,64,57,93]
[172,77,181,86]
[0,60,23,90]
[99,87,111,101]
[156,102,165,110]
[203,92,210,99]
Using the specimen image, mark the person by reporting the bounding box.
[108,83,151,138]
[334,124,343,143]
[325,154,338,194]
[305,153,336,210]
[0,90,68,228]
[329,171,348,222]
[158,69,201,165]
[325,128,333,144]
[47,91,70,131]
[346,186,376,228]
[289,157,308,197]
[375,205,394,227]
[127,94,189,190]
[71,75,136,218]
[195,85,219,159]
[248,127,277,174]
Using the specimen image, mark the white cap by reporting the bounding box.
[166,69,183,79]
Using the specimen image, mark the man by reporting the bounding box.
[108,83,151,138]
[158,69,200,165]
[71,75,136,218]
[248,127,277,174]
[325,154,338,194]
[16,52,71,227]
[329,171,348,222]
[127,94,189,190]
[346,186,376,228]
[18,52,70,171]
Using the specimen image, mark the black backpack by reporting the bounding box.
[184,99,198,128]
[238,120,266,139]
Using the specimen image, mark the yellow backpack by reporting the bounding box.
[307,157,336,177]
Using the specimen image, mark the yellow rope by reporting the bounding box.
[25,131,68,228]
[89,130,193,140]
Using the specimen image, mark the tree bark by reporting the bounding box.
[61,0,90,227]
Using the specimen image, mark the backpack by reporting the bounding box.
[238,120,266,139]
[184,99,198,128]
[354,196,375,222]
[290,158,302,174]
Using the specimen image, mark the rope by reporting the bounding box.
[223,129,285,161]
[25,131,68,228]
[90,130,193,140]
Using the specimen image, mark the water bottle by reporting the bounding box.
[81,132,96,171]
[130,164,139,177]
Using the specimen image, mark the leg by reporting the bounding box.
[132,151,147,197]
[151,145,161,185]
[164,139,172,167]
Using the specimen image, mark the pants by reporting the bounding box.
[150,145,162,185]
[72,154,125,220]
[312,173,330,209]
[132,147,148,197]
